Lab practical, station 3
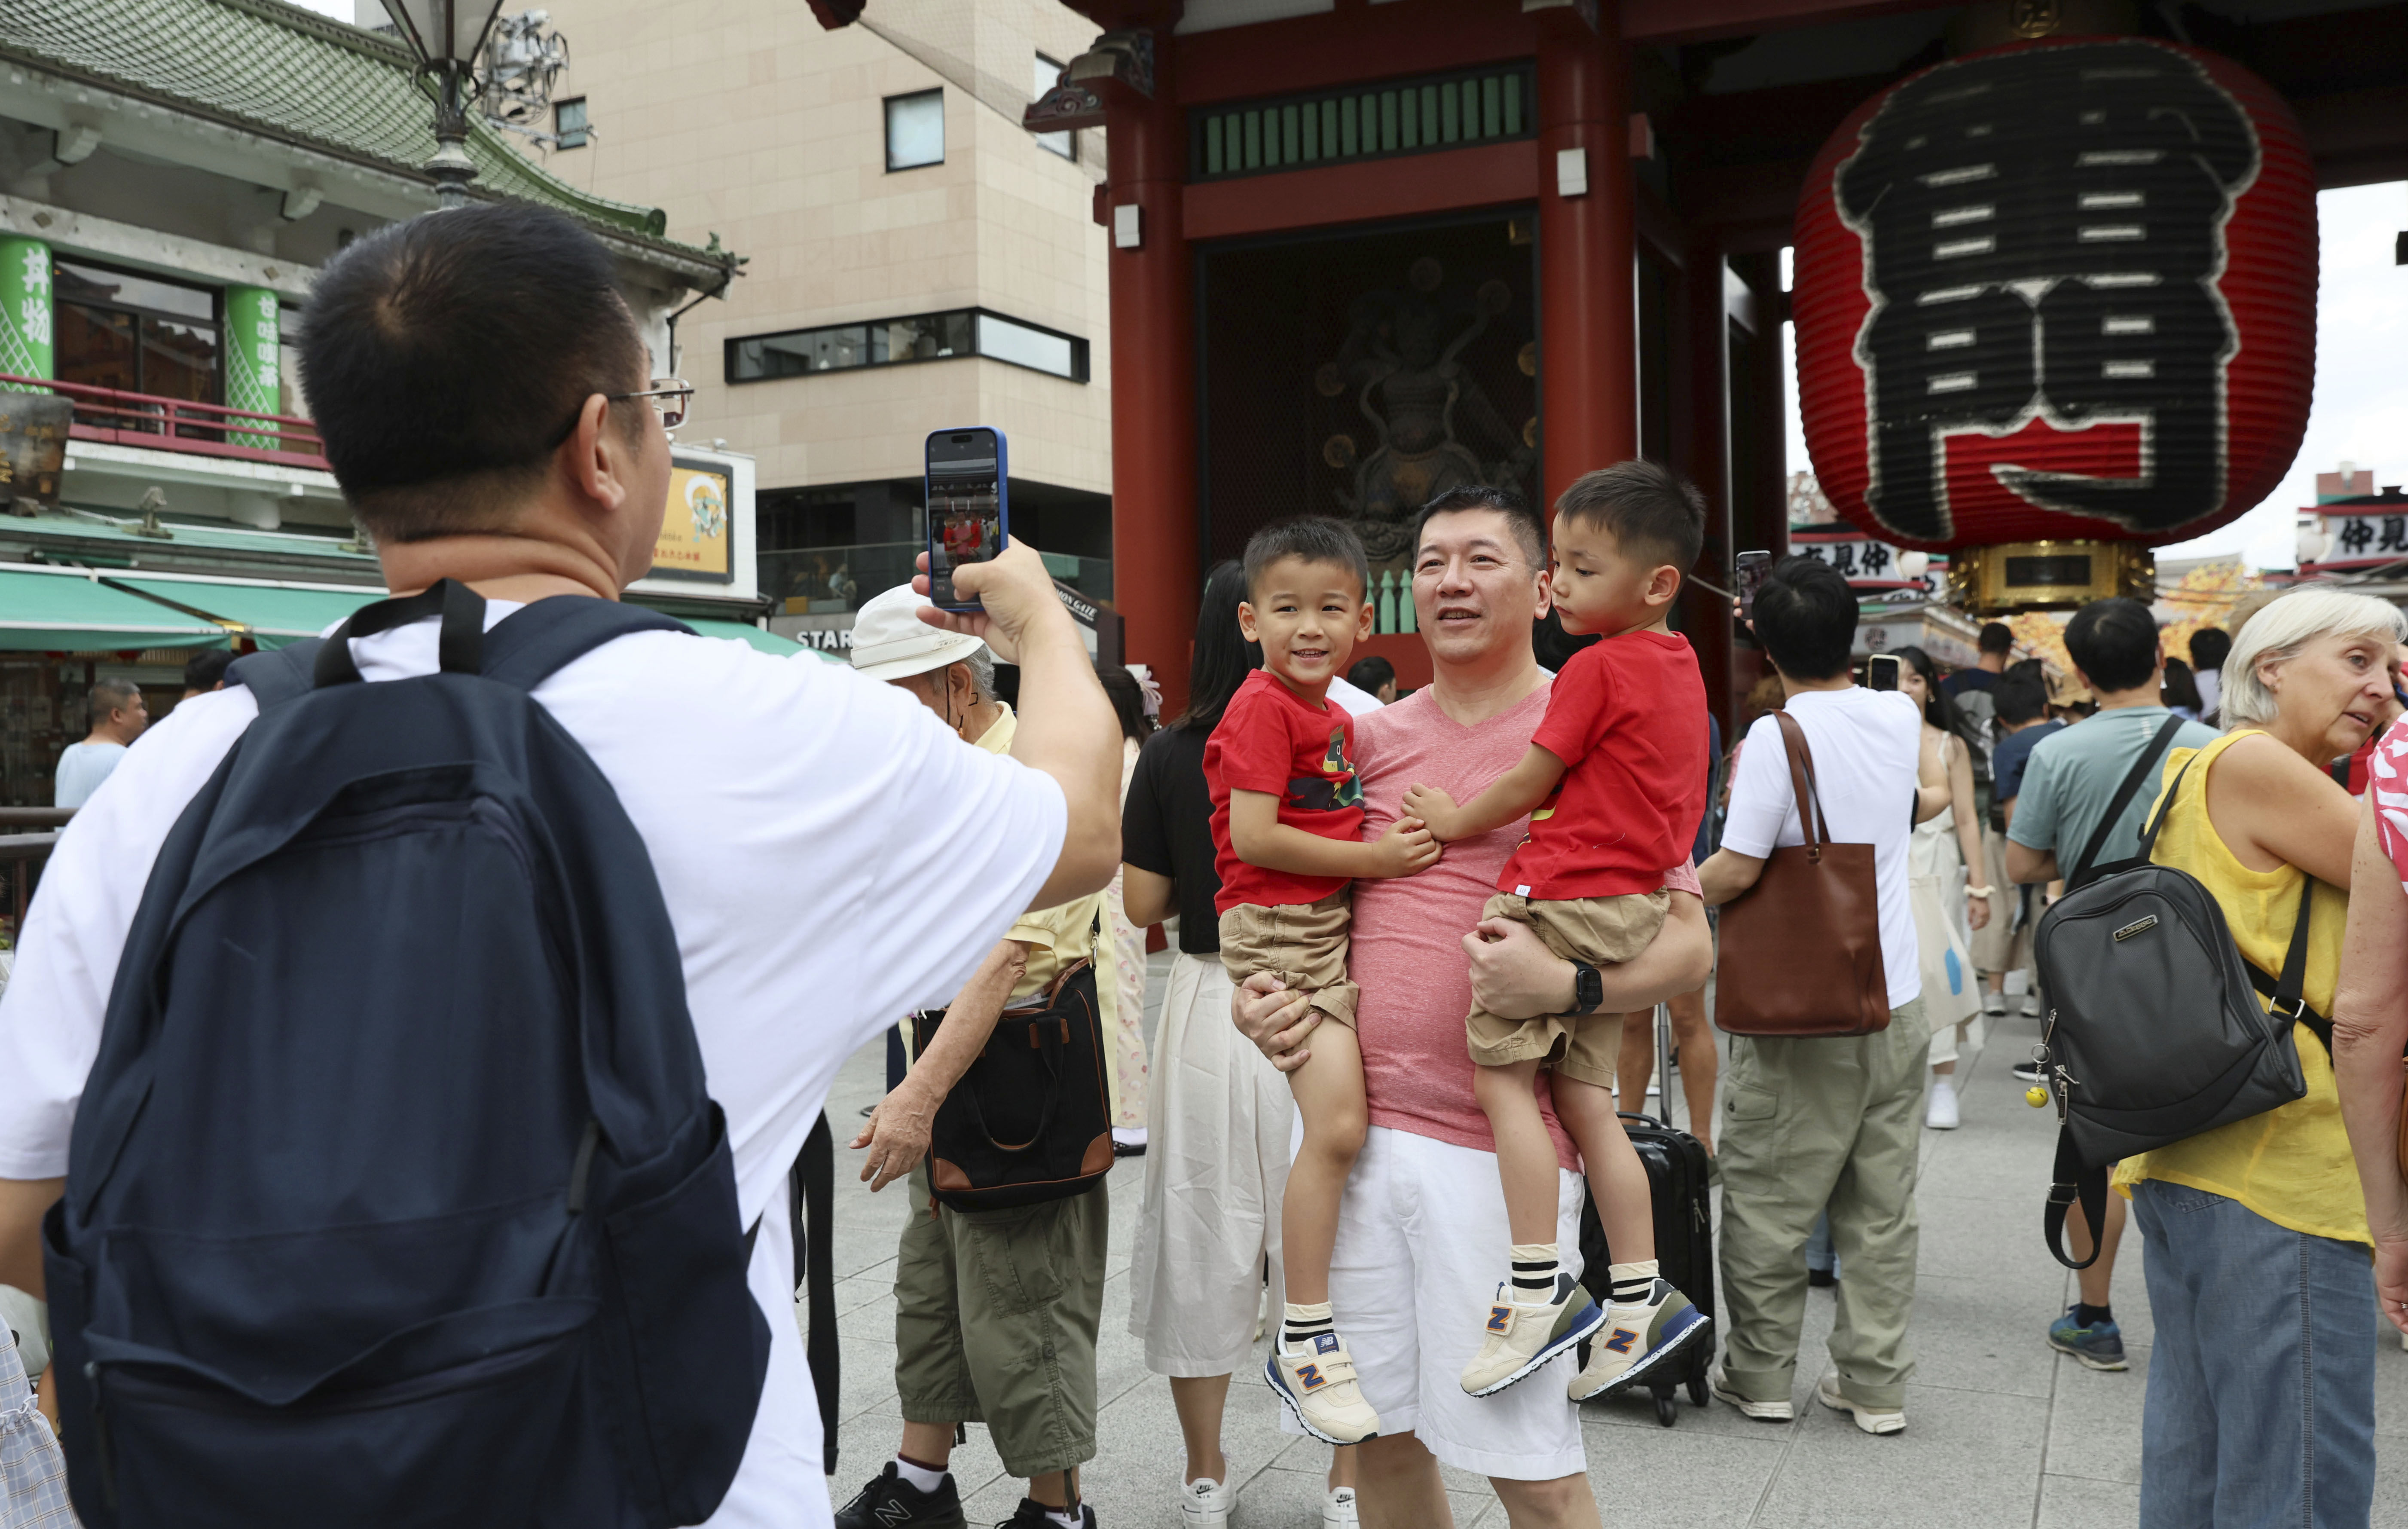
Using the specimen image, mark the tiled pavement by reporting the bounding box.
[810,956,2408,1527]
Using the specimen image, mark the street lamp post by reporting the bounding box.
[379,0,508,210]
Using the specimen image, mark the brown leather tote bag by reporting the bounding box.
[1714,709,1892,1038]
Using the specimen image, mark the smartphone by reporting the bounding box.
[1736,550,1772,619]
[1866,653,1901,691]
[925,427,1008,612]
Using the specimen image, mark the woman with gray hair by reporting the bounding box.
[2112,587,2406,1527]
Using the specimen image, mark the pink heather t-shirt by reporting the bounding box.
[1349,678,1702,1172]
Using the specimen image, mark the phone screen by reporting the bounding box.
[1866,654,1901,691]
[926,429,1006,611]
[1736,550,1772,619]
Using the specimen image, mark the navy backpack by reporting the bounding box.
[42,582,771,1528]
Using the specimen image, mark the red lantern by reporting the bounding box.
[1792,37,2315,570]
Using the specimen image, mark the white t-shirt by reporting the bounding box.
[1720,686,1924,1008]
[0,603,1069,1528]
[52,740,127,808]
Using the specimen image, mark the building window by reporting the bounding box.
[730,307,1088,383]
[53,258,220,413]
[885,89,944,171]
[555,97,589,149]
[1033,54,1073,159]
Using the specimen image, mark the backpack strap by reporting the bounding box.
[2067,715,2188,888]
[478,596,697,692]
[2246,875,2329,1053]
[225,642,320,713]
[2043,1125,2110,1271]
[795,1113,839,1474]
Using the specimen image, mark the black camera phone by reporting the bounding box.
[925,427,1009,613]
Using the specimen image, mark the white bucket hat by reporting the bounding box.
[848,581,987,683]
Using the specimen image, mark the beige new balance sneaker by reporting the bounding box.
[1267,1332,1383,1444]
[1568,1278,1711,1401]
[1458,1275,1604,1397]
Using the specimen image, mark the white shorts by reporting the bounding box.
[1282,1124,1589,1482]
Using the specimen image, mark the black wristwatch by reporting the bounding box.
[1568,960,1604,1015]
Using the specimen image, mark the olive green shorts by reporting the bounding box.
[892,1163,1109,1479]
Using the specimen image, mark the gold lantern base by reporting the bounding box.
[1944,541,2153,615]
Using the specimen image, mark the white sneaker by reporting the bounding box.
[1708,1365,1794,1422]
[1181,1474,1233,1527]
[2021,993,2045,1018]
[1925,1078,1961,1130]
[1980,990,2008,1016]
[1817,1372,1906,1434]
[1322,1486,1358,1527]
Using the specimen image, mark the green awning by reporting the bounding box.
[683,618,807,657]
[111,577,383,650]
[0,567,229,651]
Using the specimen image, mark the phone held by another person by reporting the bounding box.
[1865,653,1901,692]
[1736,550,1772,621]
[926,426,1009,612]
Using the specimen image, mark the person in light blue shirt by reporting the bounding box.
[2004,597,2217,1381]
[52,677,148,808]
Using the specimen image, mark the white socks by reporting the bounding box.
[1608,1259,1660,1309]
[1509,1242,1560,1300]
[892,1454,947,1493]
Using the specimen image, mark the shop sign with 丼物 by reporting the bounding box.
[651,459,733,582]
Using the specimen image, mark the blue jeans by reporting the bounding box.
[2130,1179,2375,1529]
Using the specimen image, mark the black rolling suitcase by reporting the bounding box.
[1573,1007,1716,1426]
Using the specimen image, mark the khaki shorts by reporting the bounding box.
[1218,890,1357,1030]
[1465,888,1669,1089]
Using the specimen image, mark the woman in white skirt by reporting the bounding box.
[1895,647,1989,1129]
[1122,562,1358,1529]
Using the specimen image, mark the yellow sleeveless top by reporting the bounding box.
[2109,731,2364,1245]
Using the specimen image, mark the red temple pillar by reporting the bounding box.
[1104,49,1199,714]
[1534,7,1636,511]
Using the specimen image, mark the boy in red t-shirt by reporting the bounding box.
[1404,462,1715,1404]
[1204,518,1440,1446]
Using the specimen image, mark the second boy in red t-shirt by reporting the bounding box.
[1204,517,1439,1447]
[1405,462,1715,1406]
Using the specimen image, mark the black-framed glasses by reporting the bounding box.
[612,378,692,428]
[547,378,695,448]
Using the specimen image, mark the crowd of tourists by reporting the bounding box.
[0,201,2405,1529]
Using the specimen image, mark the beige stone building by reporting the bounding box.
[498,0,1116,649]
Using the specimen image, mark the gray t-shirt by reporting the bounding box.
[53,740,127,808]
[2007,706,2220,877]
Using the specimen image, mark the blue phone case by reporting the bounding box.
[926,427,1008,613]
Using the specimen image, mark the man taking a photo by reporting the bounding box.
[0,203,1122,1529]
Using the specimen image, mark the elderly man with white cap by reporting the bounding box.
[838,582,1120,1529]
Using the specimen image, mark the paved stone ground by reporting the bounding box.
[812,955,2408,1527]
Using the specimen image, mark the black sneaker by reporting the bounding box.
[2011,1061,2044,1085]
[995,1499,1097,1528]
[834,1462,966,1529]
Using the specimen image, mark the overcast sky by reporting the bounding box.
[1784,180,2408,571]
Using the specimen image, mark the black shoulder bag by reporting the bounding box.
[2032,749,2322,1269]
[909,916,1115,1212]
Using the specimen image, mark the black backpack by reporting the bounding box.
[41,583,771,1528]
[2031,731,2320,1270]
